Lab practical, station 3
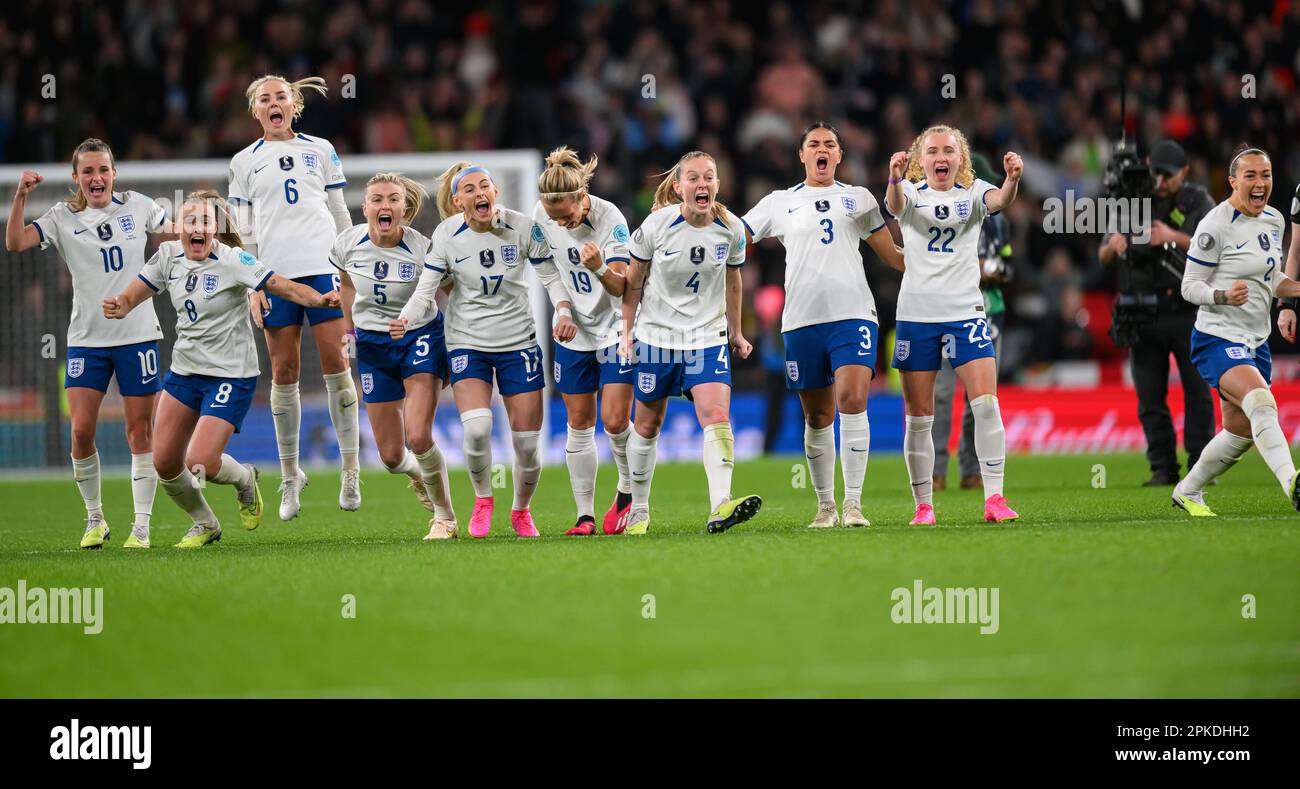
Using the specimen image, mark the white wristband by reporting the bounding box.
[593,261,609,278]
[557,307,573,319]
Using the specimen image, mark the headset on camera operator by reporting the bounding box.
[1098,140,1215,487]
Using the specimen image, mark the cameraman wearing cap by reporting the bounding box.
[1099,140,1215,487]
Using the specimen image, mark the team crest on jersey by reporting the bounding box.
[96,222,113,241]
[67,358,84,379]
[1272,229,1281,246]
[786,361,799,382]
[895,340,911,361]
[714,243,728,262]
[303,153,319,170]
[184,273,199,293]
[279,156,294,171]
[690,245,705,264]
[637,372,657,394]
[815,200,830,213]
[360,373,374,395]
[955,200,971,221]
[553,361,561,383]
[118,214,136,234]
[374,261,389,280]
[1258,232,1270,251]
[1225,346,1252,360]
[934,205,949,220]
[568,247,581,265]
[203,273,220,296]
[479,249,495,268]
[501,245,519,267]
[842,196,857,212]
[398,262,417,282]
[451,354,468,374]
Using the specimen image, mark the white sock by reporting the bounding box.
[384,448,420,478]
[270,382,301,480]
[210,454,252,489]
[1179,430,1253,494]
[604,423,633,494]
[904,415,935,506]
[701,422,735,510]
[460,408,494,498]
[839,411,870,503]
[627,429,659,512]
[71,452,102,517]
[804,424,836,505]
[566,425,598,519]
[130,452,157,527]
[324,371,360,472]
[1242,388,1296,492]
[511,430,541,511]
[414,444,455,521]
[160,468,217,525]
[970,394,1007,497]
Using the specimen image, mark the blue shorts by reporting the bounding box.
[65,340,164,396]
[893,318,997,372]
[263,273,344,328]
[356,316,449,403]
[163,372,258,431]
[783,318,878,390]
[633,342,731,402]
[1190,328,1272,389]
[448,345,545,396]
[552,343,635,395]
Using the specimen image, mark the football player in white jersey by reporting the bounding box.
[393,162,576,539]
[620,151,763,535]
[229,75,360,520]
[884,125,1022,526]
[742,122,905,530]
[103,192,341,547]
[1174,148,1300,515]
[533,147,637,536]
[6,139,170,549]
[333,173,457,540]
[1275,181,1300,342]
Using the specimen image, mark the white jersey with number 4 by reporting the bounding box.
[531,195,631,351]
[330,225,434,333]
[742,182,885,332]
[33,191,167,348]
[893,177,998,323]
[138,241,273,379]
[228,134,345,280]
[1185,201,1287,348]
[626,205,745,350]
[402,207,558,353]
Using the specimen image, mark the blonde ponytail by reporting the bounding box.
[186,189,243,249]
[66,138,116,212]
[650,151,731,223]
[539,146,598,201]
[435,161,474,220]
[367,172,427,224]
[245,75,328,121]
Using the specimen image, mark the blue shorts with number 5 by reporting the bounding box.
[163,372,258,431]
[893,318,997,372]
[263,273,344,328]
[1190,328,1272,389]
[65,340,164,396]
[355,315,449,403]
[783,318,878,390]
[447,344,545,395]
[633,341,731,402]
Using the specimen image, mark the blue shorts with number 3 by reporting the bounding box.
[447,344,545,395]
[783,318,878,390]
[893,318,997,372]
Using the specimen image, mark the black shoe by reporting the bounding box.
[1142,470,1180,487]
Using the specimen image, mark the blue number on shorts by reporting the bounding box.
[184,299,198,323]
[570,270,592,293]
[685,271,700,293]
[100,246,124,273]
[927,227,956,253]
[480,275,503,295]
[284,179,299,205]
[820,218,834,245]
[374,283,387,304]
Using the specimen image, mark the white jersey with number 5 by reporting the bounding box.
[531,195,631,351]
[1185,201,1287,348]
[402,207,558,353]
[893,177,998,323]
[138,241,274,379]
[742,182,885,332]
[33,191,167,348]
[626,205,745,350]
[228,133,345,280]
[330,224,434,332]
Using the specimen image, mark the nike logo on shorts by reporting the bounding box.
[141,376,156,384]
[526,374,540,382]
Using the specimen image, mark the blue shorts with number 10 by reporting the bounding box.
[893,317,997,372]
[783,318,878,390]
[633,341,731,402]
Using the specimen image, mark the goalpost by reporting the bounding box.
[0,150,549,471]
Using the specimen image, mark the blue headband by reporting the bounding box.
[452,166,492,194]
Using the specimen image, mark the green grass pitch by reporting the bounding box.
[1,452,1296,698]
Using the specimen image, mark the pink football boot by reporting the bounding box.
[469,496,494,538]
[909,503,936,526]
[510,508,541,538]
[984,494,1020,523]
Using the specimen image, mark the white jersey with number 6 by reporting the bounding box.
[228,133,345,280]
[33,191,167,348]
[893,177,998,323]
[330,224,434,333]
[1184,201,1287,348]
[626,205,745,350]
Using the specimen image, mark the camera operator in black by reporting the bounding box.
[1099,140,1215,486]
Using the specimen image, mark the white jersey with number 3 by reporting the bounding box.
[893,177,998,323]
[1185,201,1287,348]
